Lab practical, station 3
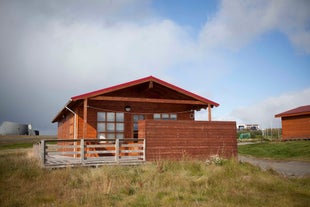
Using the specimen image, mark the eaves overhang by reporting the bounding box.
[52,76,220,123]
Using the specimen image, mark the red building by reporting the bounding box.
[52,76,237,160]
[275,105,310,140]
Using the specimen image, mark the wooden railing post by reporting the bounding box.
[115,138,119,163]
[41,140,45,166]
[208,103,212,121]
[143,139,146,161]
[81,139,85,164]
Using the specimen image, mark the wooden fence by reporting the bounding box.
[33,138,146,168]
[139,120,237,160]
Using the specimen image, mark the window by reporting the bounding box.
[153,113,161,120]
[162,113,169,120]
[153,113,177,120]
[170,114,177,120]
[97,112,124,139]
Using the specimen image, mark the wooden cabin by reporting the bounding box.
[52,76,237,160]
[275,105,310,140]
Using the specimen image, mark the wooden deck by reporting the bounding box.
[33,138,146,168]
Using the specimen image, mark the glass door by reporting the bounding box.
[133,114,144,139]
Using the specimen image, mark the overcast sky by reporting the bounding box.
[0,0,309,134]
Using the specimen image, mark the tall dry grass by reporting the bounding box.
[0,151,309,207]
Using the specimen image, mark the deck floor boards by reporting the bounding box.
[44,154,145,168]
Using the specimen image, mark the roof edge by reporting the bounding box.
[275,111,310,118]
[70,76,219,107]
[150,76,219,107]
[53,76,220,123]
[51,100,73,123]
[275,105,310,118]
[71,76,154,101]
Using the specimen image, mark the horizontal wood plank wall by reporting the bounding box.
[282,115,310,139]
[139,120,237,160]
[74,100,194,138]
[57,113,74,139]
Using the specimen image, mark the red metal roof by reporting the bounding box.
[275,105,310,118]
[52,76,219,123]
[71,76,219,106]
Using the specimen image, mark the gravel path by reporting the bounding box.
[239,155,310,177]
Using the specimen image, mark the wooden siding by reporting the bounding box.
[72,100,194,139]
[281,114,310,139]
[138,120,237,160]
[57,113,74,139]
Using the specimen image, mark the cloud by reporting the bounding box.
[0,0,198,86]
[199,0,310,53]
[0,0,309,134]
[0,0,197,134]
[230,88,310,128]
[16,19,194,85]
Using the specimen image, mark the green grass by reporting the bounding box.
[0,143,34,150]
[0,135,56,150]
[0,152,309,207]
[238,141,310,161]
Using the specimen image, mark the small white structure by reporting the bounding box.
[237,123,260,130]
[0,121,39,135]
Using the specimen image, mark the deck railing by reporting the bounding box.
[33,138,146,168]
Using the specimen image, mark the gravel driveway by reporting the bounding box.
[239,155,310,177]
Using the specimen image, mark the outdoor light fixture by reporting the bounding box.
[124,105,131,112]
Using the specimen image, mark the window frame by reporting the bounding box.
[97,112,124,139]
[153,113,177,120]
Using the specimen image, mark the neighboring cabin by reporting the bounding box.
[52,76,237,160]
[275,105,310,140]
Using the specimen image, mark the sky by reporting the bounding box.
[0,0,309,134]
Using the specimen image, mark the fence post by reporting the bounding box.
[41,140,45,166]
[143,138,146,161]
[115,138,119,163]
[81,139,85,164]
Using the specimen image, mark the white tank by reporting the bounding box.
[0,121,28,135]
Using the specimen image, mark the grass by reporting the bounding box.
[0,151,309,207]
[0,143,34,150]
[0,135,57,150]
[238,141,310,161]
